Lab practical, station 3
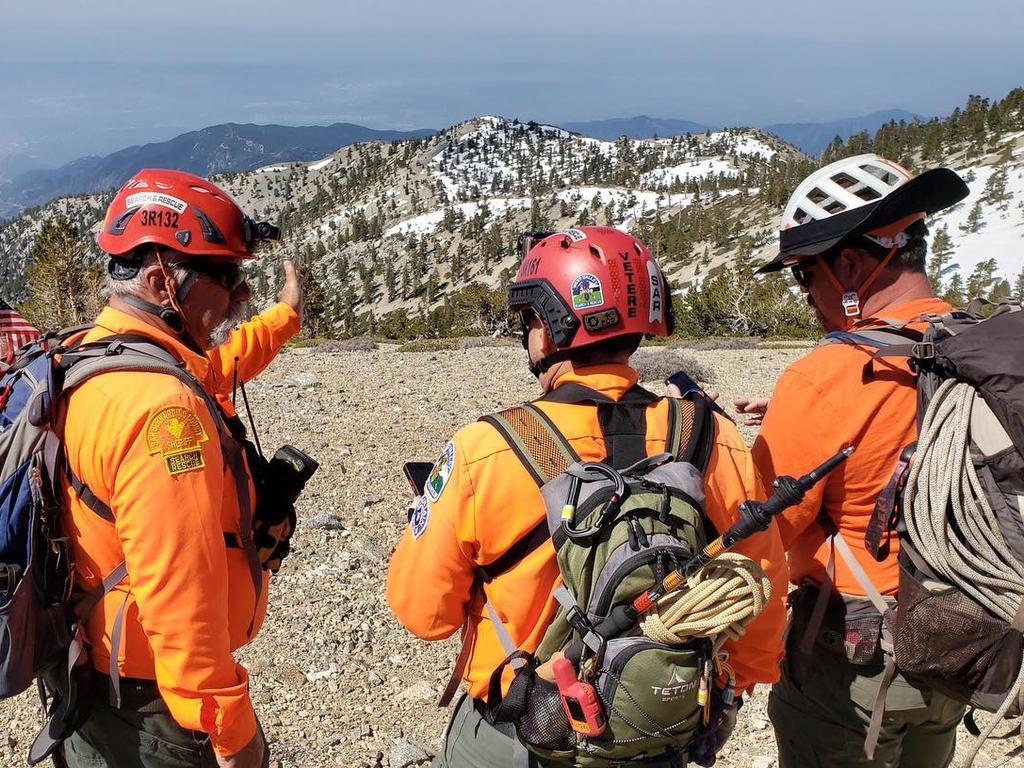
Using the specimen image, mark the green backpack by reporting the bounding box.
[478,383,716,767]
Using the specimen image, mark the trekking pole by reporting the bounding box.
[633,445,854,612]
[560,446,855,666]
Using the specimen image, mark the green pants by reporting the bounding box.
[61,675,267,768]
[434,696,685,768]
[768,634,964,768]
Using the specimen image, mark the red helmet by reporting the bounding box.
[508,226,674,350]
[98,168,278,260]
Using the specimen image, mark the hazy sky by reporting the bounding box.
[2,0,1022,174]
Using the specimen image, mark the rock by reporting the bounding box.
[287,371,319,388]
[390,738,430,768]
[308,512,346,530]
[751,757,776,768]
[367,670,384,687]
[393,680,436,703]
[361,495,385,507]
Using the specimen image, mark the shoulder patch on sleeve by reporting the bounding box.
[410,496,430,539]
[146,406,209,476]
[425,441,456,503]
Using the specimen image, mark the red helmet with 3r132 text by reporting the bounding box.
[508,226,674,350]
[98,168,279,260]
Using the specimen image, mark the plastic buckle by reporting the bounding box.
[0,563,20,596]
[912,341,935,360]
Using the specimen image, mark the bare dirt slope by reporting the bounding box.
[2,345,1019,768]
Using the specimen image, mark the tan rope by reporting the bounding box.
[639,552,772,651]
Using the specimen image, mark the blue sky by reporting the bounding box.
[2,0,1022,175]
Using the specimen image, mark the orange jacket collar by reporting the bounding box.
[550,363,640,400]
[852,296,952,328]
[89,305,213,384]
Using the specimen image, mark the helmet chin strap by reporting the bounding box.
[529,349,571,379]
[120,250,205,354]
[815,243,899,329]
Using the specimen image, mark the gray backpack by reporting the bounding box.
[0,329,259,764]
[821,304,1024,761]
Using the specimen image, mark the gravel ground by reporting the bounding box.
[2,344,1020,768]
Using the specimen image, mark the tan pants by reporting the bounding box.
[768,634,964,768]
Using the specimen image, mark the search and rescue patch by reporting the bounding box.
[570,273,604,310]
[425,441,455,503]
[145,406,209,476]
[410,496,430,539]
[125,192,188,214]
[564,228,587,242]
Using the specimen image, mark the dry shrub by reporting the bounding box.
[313,338,379,353]
[669,337,761,351]
[632,348,715,384]
[397,338,460,353]
[459,336,518,349]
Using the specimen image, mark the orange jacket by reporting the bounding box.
[387,364,787,697]
[752,297,952,596]
[62,302,300,756]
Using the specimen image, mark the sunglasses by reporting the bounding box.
[188,261,248,291]
[790,262,815,289]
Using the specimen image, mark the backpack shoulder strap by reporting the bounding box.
[667,394,714,472]
[480,402,579,487]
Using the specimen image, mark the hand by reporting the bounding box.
[666,383,720,403]
[733,396,770,427]
[714,700,739,754]
[215,729,266,768]
[278,260,305,321]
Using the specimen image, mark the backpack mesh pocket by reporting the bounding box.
[893,554,1021,709]
[516,676,572,750]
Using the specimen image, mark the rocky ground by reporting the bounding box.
[2,343,1020,768]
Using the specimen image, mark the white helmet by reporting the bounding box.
[757,154,968,274]
[781,154,912,230]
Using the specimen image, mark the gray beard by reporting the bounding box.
[209,302,248,346]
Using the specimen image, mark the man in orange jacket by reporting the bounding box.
[388,227,787,768]
[746,155,970,767]
[60,169,304,768]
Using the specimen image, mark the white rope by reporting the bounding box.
[903,379,1024,767]
[639,552,772,652]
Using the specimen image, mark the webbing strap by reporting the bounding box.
[480,403,578,487]
[438,622,477,707]
[66,466,113,522]
[108,592,130,708]
[799,539,836,656]
[485,601,525,670]
[866,657,899,760]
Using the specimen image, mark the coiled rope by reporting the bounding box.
[903,379,1024,768]
[639,552,772,651]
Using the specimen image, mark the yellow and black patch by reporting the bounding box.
[146,406,209,476]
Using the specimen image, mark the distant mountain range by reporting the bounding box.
[0,109,926,221]
[0,122,436,220]
[561,110,923,155]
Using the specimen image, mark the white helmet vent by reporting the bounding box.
[781,153,913,230]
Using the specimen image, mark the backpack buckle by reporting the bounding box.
[911,341,935,360]
[0,563,20,596]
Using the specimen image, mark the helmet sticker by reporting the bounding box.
[571,274,604,310]
[425,441,456,503]
[647,262,664,324]
[125,192,188,214]
[564,228,587,242]
[410,495,430,539]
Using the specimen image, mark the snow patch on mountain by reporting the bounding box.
[929,163,1024,280]
[642,159,737,185]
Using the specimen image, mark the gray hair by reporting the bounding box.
[107,248,194,297]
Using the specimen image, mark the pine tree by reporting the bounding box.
[1013,268,1024,302]
[965,258,999,300]
[926,225,958,293]
[21,216,105,331]
[299,262,330,337]
[960,202,984,234]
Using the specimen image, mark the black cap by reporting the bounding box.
[757,167,970,274]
